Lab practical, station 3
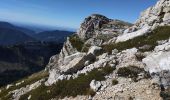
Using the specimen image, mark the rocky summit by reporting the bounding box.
[1,0,170,100]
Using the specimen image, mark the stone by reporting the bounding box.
[6,84,13,89]
[84,60,90,66]
[139,45,152,51]
[98,53,108,60]
[90,80,101,92]
[45,69,60,86]
[87,46,102,56]
[59,52,95,73]
[112,49,119,55]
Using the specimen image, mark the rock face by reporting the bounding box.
[143,39,170,88]
[135,0,170,29]
[77,14,132,41]
[77,14,110,40]
[58,37,78,67]
[116,0,170,42]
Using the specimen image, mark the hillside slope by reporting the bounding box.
[1,0,170,100]
[0,27,35,45]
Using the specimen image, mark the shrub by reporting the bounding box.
[20,66,115,100]
[117,66,144,81]
[69,34,84,51]
[112,79,118,85]
[102,26,170,53]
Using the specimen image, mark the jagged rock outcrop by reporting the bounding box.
[77,14,110,40]
[77,14,132,41]
[58,37,78,67]
[135,0,170,29]
[116,0,170,42]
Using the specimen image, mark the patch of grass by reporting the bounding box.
[69,34,84,52]
[117,66,144,81]
[112,79,118,85]
[102,26,170,53]
[20,66,115,100]
[0,70,48,99]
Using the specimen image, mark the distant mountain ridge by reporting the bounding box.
[34,30,74,43]
[0,27,35,45]
[0,21,36,36]
[0,21,74,45]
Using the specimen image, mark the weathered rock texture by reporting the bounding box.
[116,0,170,42]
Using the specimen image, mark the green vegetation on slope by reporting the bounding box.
[117,66,150,82]
[103,26,170,53]
[69,34,84,52]
[20,66,115,100]
[112,79,118,85]
[0,71,48,100]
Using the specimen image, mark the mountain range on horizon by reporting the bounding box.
[0,21,74,45]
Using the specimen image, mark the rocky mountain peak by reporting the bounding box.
[77,14,110,40]
[132,0,170,31]
[77,14,132,41]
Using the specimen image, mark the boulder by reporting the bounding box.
[59,52,95,74]
[116,48,145,68]
[87,46,102,56]
[90,80,101,92]
[143,41,170,88]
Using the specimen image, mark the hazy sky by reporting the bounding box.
[0,0,157,29]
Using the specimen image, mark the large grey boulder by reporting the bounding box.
[59,52,95,74]
[143,40,170,88]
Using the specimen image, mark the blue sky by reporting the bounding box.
[0,0,157,29]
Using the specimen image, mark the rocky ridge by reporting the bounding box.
[1,0,170,100]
